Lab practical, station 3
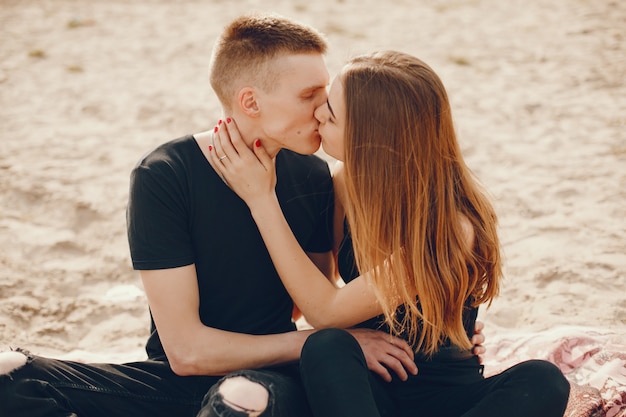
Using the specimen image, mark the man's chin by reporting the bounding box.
[289,138,321,155]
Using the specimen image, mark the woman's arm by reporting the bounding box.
[208,121,383,329]
[246,191,382,328]
[208,122,486,365]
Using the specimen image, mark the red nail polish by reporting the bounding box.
[226,117,232,124]
[218,119,223,125]
[255,139,262,147]
[208,145,213,151]
[214,126,218,133]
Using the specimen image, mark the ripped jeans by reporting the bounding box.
[198,368,311,417]
[0,350,311,417]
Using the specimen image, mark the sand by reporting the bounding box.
[1,0,624,398]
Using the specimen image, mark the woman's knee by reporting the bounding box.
[523,360,569,391]
[300,328,367,383]
[515,360,571,409]
[302,328,359,363]
[538,360,570,397]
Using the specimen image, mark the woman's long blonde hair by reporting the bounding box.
[342,51,501,356]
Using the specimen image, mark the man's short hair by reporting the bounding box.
[209,14,328,110]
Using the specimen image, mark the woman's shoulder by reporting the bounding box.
[458,212,476,251]
[331,161,347,205]
[331,161,348,254]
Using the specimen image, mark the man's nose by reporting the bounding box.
[314,105,325,123]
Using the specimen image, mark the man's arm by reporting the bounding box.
[140,264,312,376]
[143,260,418,380]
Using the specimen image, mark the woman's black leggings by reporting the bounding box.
[300,328,570,417]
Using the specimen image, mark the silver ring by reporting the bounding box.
[219,155,228,161]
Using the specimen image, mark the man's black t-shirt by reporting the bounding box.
[127,135,333,361]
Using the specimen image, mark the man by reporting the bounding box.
[0,14,423,417]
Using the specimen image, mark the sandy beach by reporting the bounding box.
[1,0,625,414]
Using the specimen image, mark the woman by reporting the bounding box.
[208,51,570,417]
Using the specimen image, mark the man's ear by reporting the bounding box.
[237,87,261,117]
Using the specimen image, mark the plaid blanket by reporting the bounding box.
[483,326,626,417]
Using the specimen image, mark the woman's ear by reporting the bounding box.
[237,87,260,117]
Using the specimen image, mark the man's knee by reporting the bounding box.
[219,376,269,415]
[0,351,29,376]
[199,375,269,417]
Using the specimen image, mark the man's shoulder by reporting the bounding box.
[133,135,196,171]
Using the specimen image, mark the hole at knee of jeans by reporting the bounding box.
[218,375,269,417]
[0,351,29,376]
